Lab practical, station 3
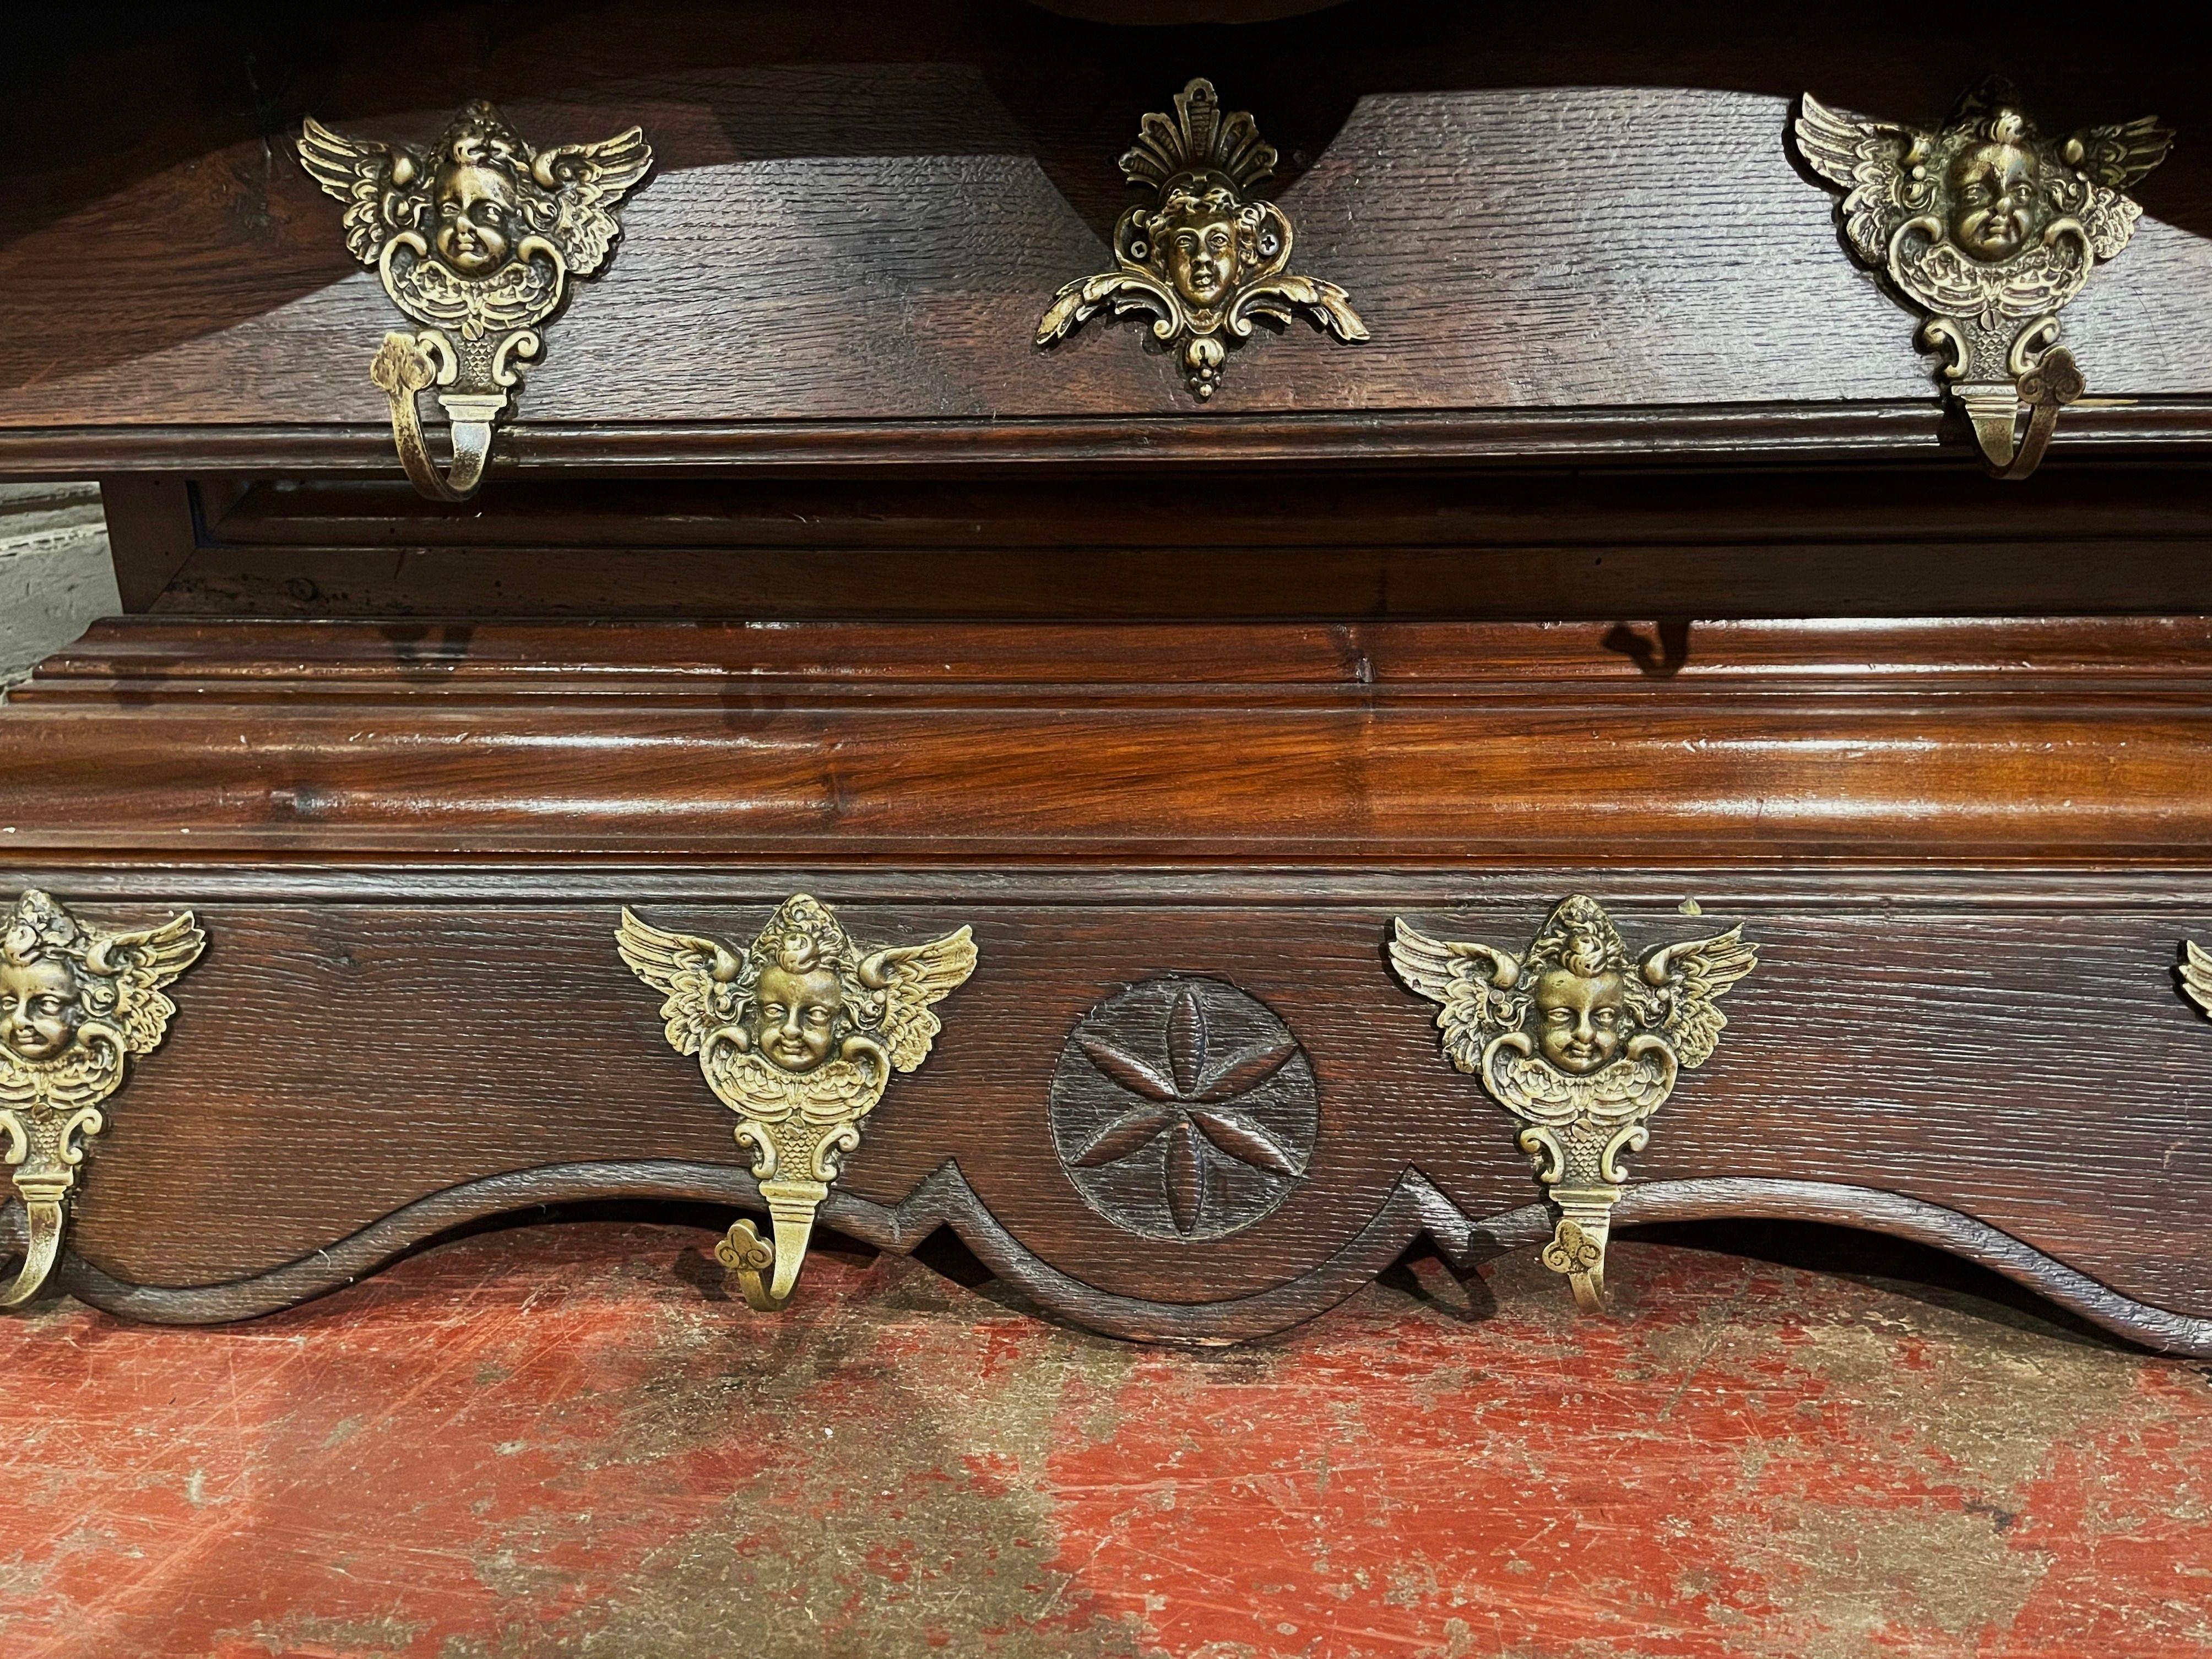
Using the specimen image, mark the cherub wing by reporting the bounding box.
[2182,939,2212,1018]
[616,908,742,1056]
[2068,116,2173,192]
[2074,182,2148,262]
[529,126,653,276]
[100,910,208,1055]
[1639,926,1758,1070]
[1387,919,1521,1075]
[1036,270,1177,345]
[297,115,425,265]
[1795,94,1924,267]
[860,926,978,1072]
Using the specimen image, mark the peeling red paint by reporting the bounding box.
[1,1227,2207,1657]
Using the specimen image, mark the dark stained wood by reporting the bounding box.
[91,475,196,612]
[31,612,2212,682]
[3,1,2208,472]
[8,3,2212,1351]
[193,470,2212,554]
[10,402,2212,475]
[9,617,2212,863]
[131,467,2212,619]
[4,889,2212,1349]
[4,618,2212,1346]
[18,1170,2212,1354]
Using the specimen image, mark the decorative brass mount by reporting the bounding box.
[1391,896,1756,1311]
[1795,81,2171,480]
[297,102,652,501]
[2183,940,2212,1018]
[1,891,205,1309]
[1037,77,1367,399]
[618,897,976,1310]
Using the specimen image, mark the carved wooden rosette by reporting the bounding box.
[1036,77,1367,399]
[1391,896,1756,1311]
[617,897,976,1311]
[1794,81,2171,479]
[297,102,652,501]
[0,890,204,1309]
[1049,977,1318,1242]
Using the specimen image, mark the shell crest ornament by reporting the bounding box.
[1390,894,1756,1311]
[1,890,205,1309]
[1037,77,1368,400]
[1794,79,2171,478]
[297,101,652,500]
[618,896,975,1310]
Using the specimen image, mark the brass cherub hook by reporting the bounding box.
[1796,81,2171,479]
[298,101,652,500]
[619,897,976,1310]
[1,890,205,1309]
[1391,895,1756,1311]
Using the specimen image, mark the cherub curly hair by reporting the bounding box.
[1,890,121,1024]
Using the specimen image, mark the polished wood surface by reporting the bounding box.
[3,2,2208,473]
[4,618,2211,1346]
[7,3,2212,1356]
[9,616,2212,861]
[0,888,2199,1341]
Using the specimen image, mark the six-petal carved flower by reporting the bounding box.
[1069,983,1303,1235]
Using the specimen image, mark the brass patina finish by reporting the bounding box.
[297,102,652,500]
[1796,81,2171,479]
[619,897,976,1310]
[0,891,204,1309]
[1037,77,1367,399]
[1391,896,1757,1311]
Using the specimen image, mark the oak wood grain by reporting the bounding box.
[4,0,2208,471]
[2,618,2210,1342]
[6,892,2211,1341]
[14,1168,2211,1353]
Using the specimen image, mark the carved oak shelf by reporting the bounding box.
[6,74,2208,475]
[5,6,2211,1352]
[4,619,2211,1352]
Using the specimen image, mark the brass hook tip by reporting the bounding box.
[0,1196,66,1310]
[716,1218,789,1312]
[370,331,498,502]
[1541,1218,1609,1313]
[715,1217,775,1275]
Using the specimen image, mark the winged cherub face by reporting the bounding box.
[0,955,84,1064]
[433,152,524,277]
[1152,176,1248,310]
[1533,967,1627,1075]
[1948,139,2042,262]
[754,961,845,1074]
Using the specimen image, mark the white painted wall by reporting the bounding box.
[0,483,120,688]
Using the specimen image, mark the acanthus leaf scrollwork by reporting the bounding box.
[1037,78,1367,400]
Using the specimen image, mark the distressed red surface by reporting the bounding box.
[2,1226,2209,1657]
